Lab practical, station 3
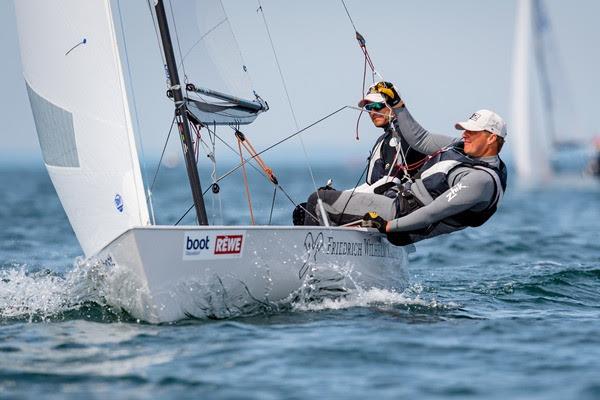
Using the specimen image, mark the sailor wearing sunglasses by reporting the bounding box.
[362,82,508,245]
[301,81,508,246]
[357,82,427,191]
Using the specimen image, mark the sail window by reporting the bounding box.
[26,83,79,168]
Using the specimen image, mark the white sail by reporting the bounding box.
[510,0,553,183]
[166,0,267,125]
[14,0,150,257]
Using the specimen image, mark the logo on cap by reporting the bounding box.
[469,113,481,121]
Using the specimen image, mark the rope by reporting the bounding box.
[175,133,319,226]
[174,104,352,226]
[233,128,279,224]
[208,106,347,187]
[235,130,278,185]
[237,137,255,224]
[386,118,412,182]
[207,123,223,224]
[175,115,332,225]
[340,0,386,142]
[190,120,224,223]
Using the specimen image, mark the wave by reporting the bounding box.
[0,263,134,323]
[0,260,459,324]
[465,265,600,310]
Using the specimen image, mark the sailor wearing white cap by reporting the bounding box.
[303,81,509,246]
[361,83,508,244]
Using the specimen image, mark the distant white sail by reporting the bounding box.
[511,0,553,183]
[14,0,150,256]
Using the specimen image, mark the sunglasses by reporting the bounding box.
[364,102,386,112]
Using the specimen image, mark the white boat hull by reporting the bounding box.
[94,226,412,323]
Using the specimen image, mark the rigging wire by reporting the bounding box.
[214,106,347,184]
[172,105,400,225]
[174,119,325,226]
[268,187,277,225]
[256,1,321,196]
[340,0,384,141]
[341,0,423,187]
[340,0,359,32]
[166,0,188,85]
[172,105,347,225]
[207,123,224,224]
[148,115,176,193]
[146,0,168,69]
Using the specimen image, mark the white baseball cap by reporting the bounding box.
[358,92,386,108]
[454,109,507,138]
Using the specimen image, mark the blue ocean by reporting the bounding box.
[1,161,599,399]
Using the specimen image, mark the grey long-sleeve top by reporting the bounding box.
[388,107,500,238]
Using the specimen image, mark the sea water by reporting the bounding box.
[1,161,599,399]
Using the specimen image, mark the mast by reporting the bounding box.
[154,0,209,225]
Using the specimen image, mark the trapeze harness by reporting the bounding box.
[366,121,427,184]
[390,142,507,243]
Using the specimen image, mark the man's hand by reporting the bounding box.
[370,81,402,107]
[361,212,388,233]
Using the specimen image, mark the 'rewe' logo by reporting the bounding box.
[446,182,468,202]
[214,235,243,255]
[183,230,246,260]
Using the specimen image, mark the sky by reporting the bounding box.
[1,0,599,166]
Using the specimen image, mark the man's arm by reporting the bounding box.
[386,169,496,232]
[393,106,457,155]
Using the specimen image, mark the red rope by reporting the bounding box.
[237,137,255,225]
[191,122,201,163]
[392,148,445,178]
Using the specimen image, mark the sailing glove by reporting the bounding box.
[370,81,402,107]
[293,202,308,226]
[362,212,388,233]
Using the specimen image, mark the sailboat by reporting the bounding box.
[14,1,412,323]
[511,0,588,183]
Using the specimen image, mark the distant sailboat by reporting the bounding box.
[14,0,411,322]
[511,0,587,183]
[511,0,552,183]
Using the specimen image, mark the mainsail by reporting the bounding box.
[511,0,553,183]
[511,0,584,182]
[164,0,268,126]
[14,1,150,256]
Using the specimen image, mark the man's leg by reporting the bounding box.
[304,189,397,226]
